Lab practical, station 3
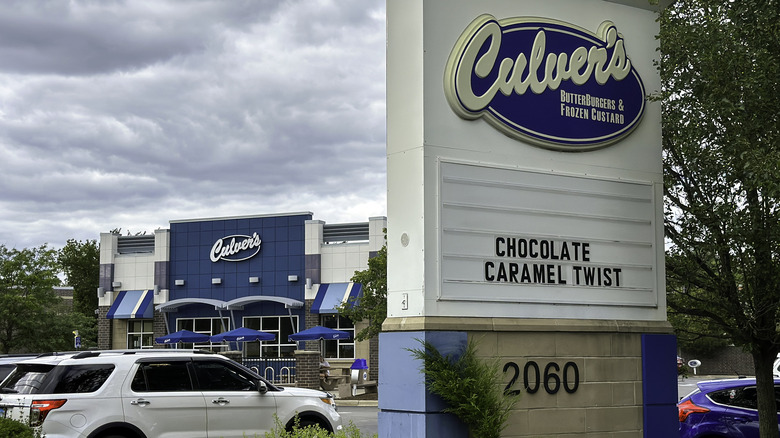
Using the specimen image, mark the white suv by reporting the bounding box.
[0,350,342,438]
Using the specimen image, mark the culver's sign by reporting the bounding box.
[444,15,645,150]
[210,233,262,262]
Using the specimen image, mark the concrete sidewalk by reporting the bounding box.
[337,399,378,407]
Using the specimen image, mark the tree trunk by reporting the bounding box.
[752,346,779,438]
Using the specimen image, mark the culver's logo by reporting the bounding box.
[444,15,645,150]
[210,233,262,262]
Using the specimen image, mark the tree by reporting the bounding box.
[0,245,63,353]
[658,1,780,435]
[337,233,387,341]
[58,239,99,319]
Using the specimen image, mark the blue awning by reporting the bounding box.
[107,290,154,319]
[311,283,362,314]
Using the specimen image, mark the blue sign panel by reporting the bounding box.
[444,15,645,150]
[169,214,310,307]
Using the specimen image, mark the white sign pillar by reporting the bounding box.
[381,0,676,437]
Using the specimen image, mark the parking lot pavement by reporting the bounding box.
[678,377,701,399]
[338,405,378,436]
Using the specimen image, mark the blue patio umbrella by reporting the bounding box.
[210,327,275,343]
[155,329,210,344]
[288,325,351,342]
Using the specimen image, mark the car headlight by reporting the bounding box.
[320,394,337,410]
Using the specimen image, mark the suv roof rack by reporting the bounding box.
[26,349,219,361]
[72,351,101,359]
[71,349,217,358]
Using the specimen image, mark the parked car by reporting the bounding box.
[678,378,780,438]
[0,349,341,438]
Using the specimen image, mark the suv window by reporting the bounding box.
[0,364,15,382]
[132,361,194,392]
[42,364,115,394]
[1,364,115,395]
[1,364,56,394]
[193,360,258,391]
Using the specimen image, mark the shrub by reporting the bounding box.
[407,338,520,438]
[0,417,37,438]
[262,415,376,438]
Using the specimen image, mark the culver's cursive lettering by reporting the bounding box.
[210,233,262,262]
[454,18,631,113]
[443,15,645,150]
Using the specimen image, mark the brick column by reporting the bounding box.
[369,335,379,382]
[304,299,320,352]
[295,350,320,390]
[97,306,111,350]
[153,312,168,349]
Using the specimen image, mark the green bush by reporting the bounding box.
[262,415,376,438]
[407,338,519,438]
[0,417,36,438]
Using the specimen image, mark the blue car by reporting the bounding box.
[678,378,780,438]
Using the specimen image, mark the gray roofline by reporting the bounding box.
[169,212,314,224]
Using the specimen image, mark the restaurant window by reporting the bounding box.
[243,316,298,358]
[127,320,154,349]
[176,317,229,351]
[321,315,355,359]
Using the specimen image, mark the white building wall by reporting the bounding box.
[99,232,117,265]
[320,243,369,284]
[113,254,155,291]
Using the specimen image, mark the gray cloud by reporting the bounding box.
[0,0,386,249]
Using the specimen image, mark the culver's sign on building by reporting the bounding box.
[210,233,262,262]
[444,15,645,150]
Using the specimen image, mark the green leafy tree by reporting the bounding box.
[668,311,729,359]
[0,245,62,353]
[58,239,99,319]
[666,254,731,358]
[337,233,387,341]
[0,244,97,353]
[658,0,780,435]
[58,239,99,348]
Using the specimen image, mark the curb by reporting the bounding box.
[336,400,379,407]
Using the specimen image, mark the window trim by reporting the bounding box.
[320,314,355,360]
[242,315,299,358]
[127,319,155,349]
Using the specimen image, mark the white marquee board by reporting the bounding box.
[439,160,657,307]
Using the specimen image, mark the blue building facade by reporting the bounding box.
[97,212,386,377]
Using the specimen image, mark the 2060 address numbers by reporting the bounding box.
[503,361,580,395]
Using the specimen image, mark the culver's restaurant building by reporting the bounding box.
[97,212,386,379]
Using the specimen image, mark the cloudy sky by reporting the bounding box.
[0,0,387,250]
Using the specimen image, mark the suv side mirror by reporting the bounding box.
[258,380,268,394]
